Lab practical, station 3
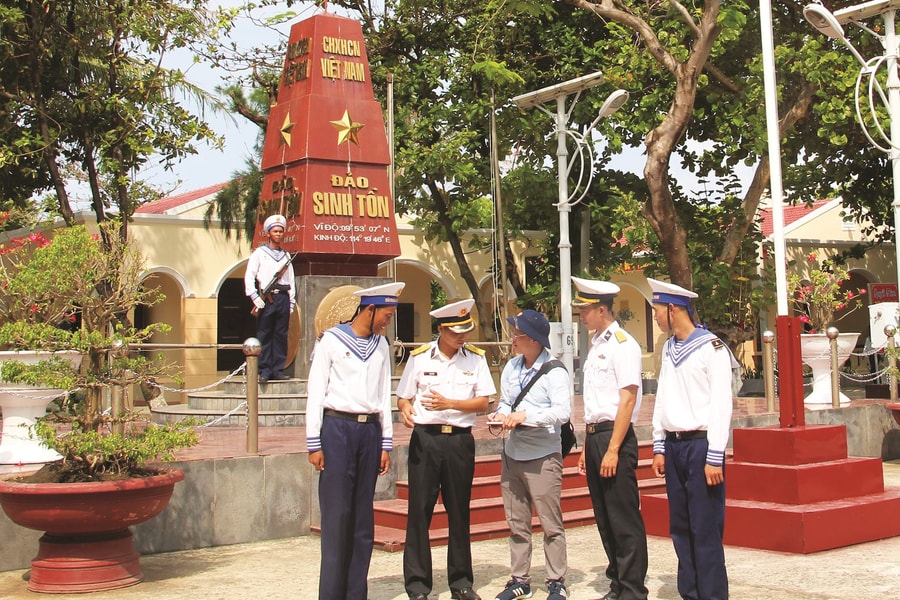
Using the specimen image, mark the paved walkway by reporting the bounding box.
[2,463,899,599]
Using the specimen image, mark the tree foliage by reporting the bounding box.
[0,0,232,246]
[212,1,893,346]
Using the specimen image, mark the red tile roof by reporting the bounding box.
[759,198,834,237]
[135,181,230,214]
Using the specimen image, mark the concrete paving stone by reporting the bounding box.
[2,462,899,599]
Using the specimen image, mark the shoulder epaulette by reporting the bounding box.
[614,330,628,343]
[464,343,486,356]
[711,338,725,350]
[410,343,432,356]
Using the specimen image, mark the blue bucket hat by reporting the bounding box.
[507,309,552,349]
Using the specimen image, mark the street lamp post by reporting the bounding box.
[512,75,628,379]
[804,0,900,294]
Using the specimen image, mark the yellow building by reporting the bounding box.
[39,188,889,402]
[128,183,545,401]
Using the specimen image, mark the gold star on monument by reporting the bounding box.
[330,110,365,146]
[279,112,295,147]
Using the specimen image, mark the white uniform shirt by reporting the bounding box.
[651,329,734,466]
[395,341,496,428]
[244,244,296,309]
[582,321,643,424]
[305,326,394,453]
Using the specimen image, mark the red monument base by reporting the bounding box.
[642,424,900,553]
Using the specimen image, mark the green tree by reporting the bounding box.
[0,0,231,246]
[212,1,888,347]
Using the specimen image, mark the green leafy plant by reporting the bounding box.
[0,218,197,481]
[616,307,634,327]
[741,365,764,380]
[788,253,867,333]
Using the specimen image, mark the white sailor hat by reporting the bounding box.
[354,282,405,306]
[571,276,620,307]
[264,214,287,233]
[647,278,697,309]
[430,299,476,333]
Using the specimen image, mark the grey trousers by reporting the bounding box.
[500,452,567,582]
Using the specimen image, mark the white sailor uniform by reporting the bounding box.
[651,328,734,600]
[581,321,649,600]
[306,323,394,600]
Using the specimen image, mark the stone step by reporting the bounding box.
[187,392,309,412]
[150,376,403,427]
[221,378,308,395]
[369,508,600,552]
[370,446,668,551]
[396,456,660,501]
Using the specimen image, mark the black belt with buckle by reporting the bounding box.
[323,408,380,424]
[417,424,472,435]
[586,421,615,435]
[666,430,707,441]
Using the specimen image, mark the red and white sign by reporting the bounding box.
[868,283,899,304]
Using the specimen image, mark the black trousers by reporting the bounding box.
[255,291,289,379]
[584,425,649,600]
[403,426,476,595]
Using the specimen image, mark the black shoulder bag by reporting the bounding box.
[509,359,577,457]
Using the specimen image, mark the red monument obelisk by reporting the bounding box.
[256,11,400,276]
[255,11,403,378]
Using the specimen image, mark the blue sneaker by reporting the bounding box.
[546,579,568,600]
[495,576,532,600]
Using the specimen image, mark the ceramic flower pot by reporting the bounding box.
[0,350,83,468]
[0,468,184,593]
[799,332,860,405]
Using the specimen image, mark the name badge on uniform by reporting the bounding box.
[424,371,438,376]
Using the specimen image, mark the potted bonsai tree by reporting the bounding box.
[0,219,198,593]
[788,253,867,405]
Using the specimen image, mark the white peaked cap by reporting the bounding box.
[571,276,620,307]
[430,299,476,333]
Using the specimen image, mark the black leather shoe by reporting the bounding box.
[271,372,290,380]
[600,590,619,600]
[450,588,481,600]
[258,376,269,385]
[408,594,428,600]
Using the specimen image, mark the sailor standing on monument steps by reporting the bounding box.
[244,214,295,384]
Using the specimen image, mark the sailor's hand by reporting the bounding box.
[652,454,666,478]
[398,398,416,428]
[253,296,266,311]
[705,464,724,486]
[308,450,324,471]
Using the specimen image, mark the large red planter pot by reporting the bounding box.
[888,403,900,427]
[0,468,184,594]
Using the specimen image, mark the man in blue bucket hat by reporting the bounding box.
[489,309,571,600]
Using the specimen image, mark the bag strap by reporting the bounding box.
[510,359,565,412]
